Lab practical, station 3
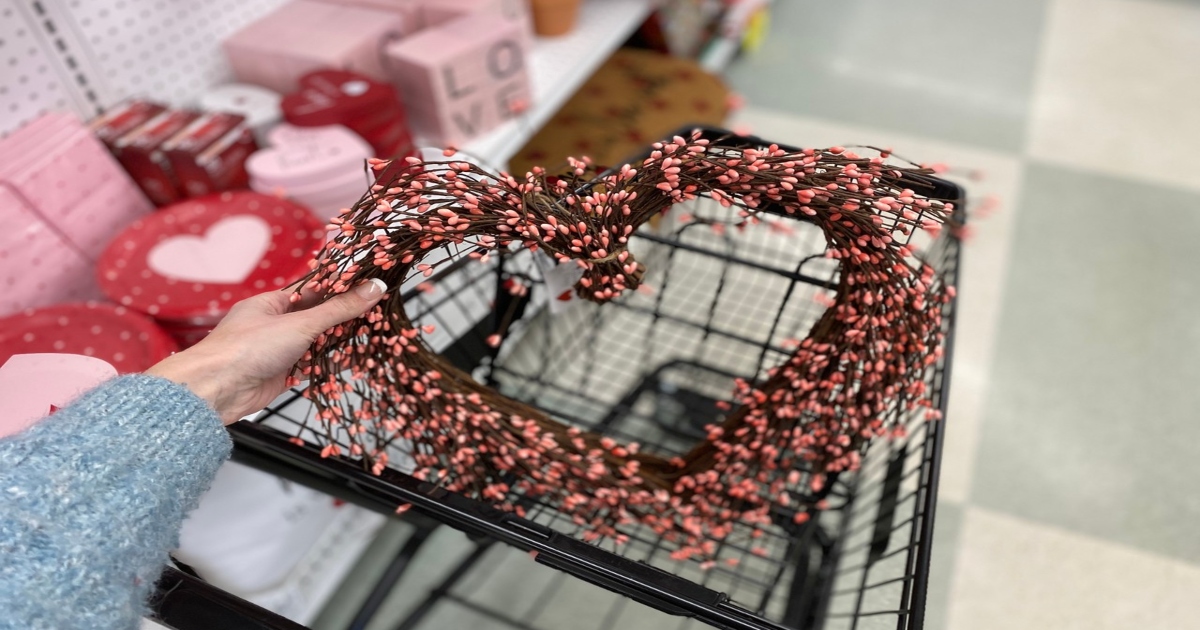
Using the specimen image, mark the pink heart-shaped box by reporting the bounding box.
[248,124,372,190]
[0,353,118,439]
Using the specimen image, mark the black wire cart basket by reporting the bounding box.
[222,128,963,630]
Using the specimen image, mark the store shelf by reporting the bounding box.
[461,0,655,169]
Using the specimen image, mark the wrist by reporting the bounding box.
[145,349,237,424]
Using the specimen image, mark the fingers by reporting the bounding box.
[287,279,388,337]
[287,285,326,312]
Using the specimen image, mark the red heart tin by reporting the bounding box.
[97,191,325,327]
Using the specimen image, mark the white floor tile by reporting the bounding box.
[727,107,1024,503]
[948,507,1200,629]
[1026,0,1200,191]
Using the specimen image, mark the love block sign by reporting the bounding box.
[385,10,532,146]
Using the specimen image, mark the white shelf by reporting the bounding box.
[461,0,656,169]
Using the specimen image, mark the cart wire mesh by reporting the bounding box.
[231,129,963,630]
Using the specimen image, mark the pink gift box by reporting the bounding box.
[418,0,534,51]
[385,11,533,146]
[0,113,152,261]
[223,0,407,94]
[0,184,101,317]
[312,0,424,33]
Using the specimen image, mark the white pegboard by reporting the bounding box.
[45,0,290,108]
[0,0,94,135]
[5,0,655,163]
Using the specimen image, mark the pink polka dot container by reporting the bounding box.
[0,302,178,373]
[97,191,325,345]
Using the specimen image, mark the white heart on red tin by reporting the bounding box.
[147,215,271,284]
[0,353,118,438]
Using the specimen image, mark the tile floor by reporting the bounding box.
[728,0,1200,628]
[308,1,1200,628]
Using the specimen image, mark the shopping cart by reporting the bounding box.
[225,127,964,630]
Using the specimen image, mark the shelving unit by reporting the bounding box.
[3,0,654,170]
[2,1,662,626]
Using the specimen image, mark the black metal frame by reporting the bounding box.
[203,127,962,630]
[151,566,309,630]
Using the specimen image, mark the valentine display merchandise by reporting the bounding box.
[247,124,373,222]
[0,302,177,373]
[162,112,258,198]
[281,70,415,159]
[0,301,177,436]
[385,10,533,146]
[90,100,167,149]
[222,0,406,94]
[0,353,118,439]
[111,109,201,206]
[0,113,152,315]
[96,191,325,346]
[0,185,98,316]
[198,84,283,145]
[528,0,582,36]
[1,112,153,259]
[510,47,730,176]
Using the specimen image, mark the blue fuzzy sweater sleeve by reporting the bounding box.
[0,374,232,630]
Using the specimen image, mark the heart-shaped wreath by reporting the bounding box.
[291,130,954,558]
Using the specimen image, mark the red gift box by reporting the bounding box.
[91,100,168,149]
[162,112,259,198]
[113,109,201,206]
[0,302,178,374]
[97,191,325,344]
[282,70,415,158]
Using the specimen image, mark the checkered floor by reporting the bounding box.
[727,1,1200,628]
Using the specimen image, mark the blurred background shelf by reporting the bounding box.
[460,0,655,168]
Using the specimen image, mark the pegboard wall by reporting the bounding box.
[0,0,93,134]
[1,0,289,136]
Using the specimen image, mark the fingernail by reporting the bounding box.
[356,278,387,299]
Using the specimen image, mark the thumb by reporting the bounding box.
[290,279,387,337]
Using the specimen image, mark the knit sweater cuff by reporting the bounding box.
[0,374,232,628]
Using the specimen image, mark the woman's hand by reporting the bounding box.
[146,280,387,425]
